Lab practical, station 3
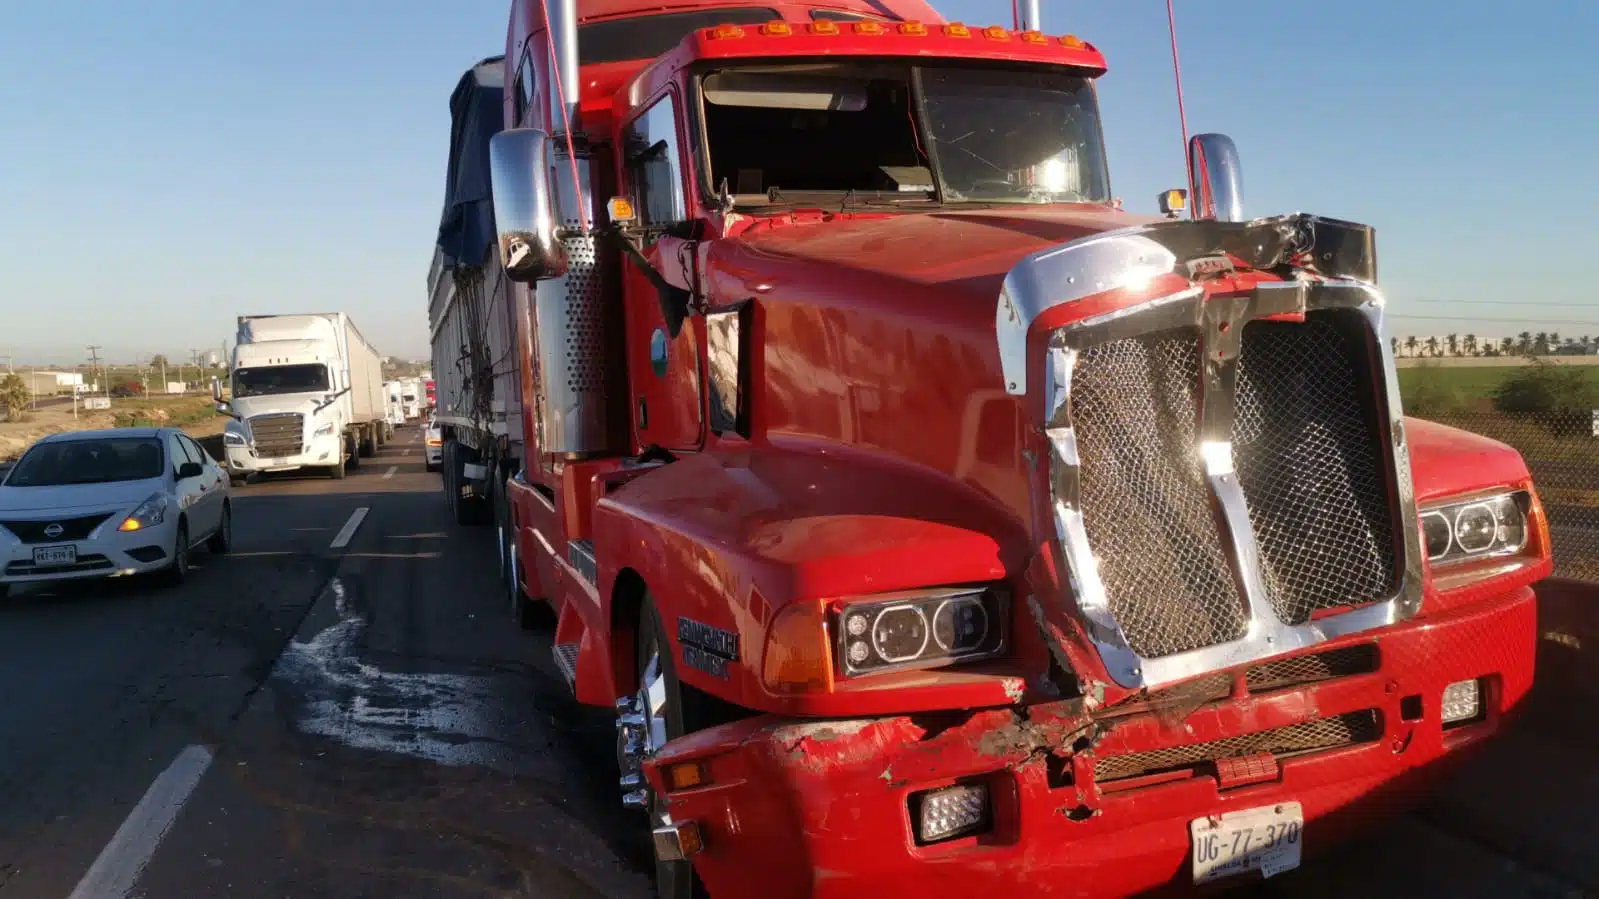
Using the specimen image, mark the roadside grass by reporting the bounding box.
[110,396,224,430]
[1398,364,1599,412]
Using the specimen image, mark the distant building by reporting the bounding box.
[15,371,84,395]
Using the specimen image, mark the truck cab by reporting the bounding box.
[466,2,1553,897]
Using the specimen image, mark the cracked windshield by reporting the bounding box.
[0,0,1593,897]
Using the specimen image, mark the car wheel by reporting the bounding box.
[622,597,710,899]
[160,521,190,587]
[207,503,232,554]
[229,474,247,488]
[330,457,346,480]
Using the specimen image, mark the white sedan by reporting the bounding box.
[424,417,443,473]
[0,427,233,597]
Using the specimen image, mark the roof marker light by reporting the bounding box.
[944,22,971,37]
[853,20,886,34]
[760,20,791,35]
[810,19,839,34]
[710,24,745,39]
[1021,30,1047,44]
[1061,34,1086,49]
[899,21,928,35]
[983,25,1010,40]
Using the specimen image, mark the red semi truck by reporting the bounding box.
[428,1,1553,895]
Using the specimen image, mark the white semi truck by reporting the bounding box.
[214,313,387,483]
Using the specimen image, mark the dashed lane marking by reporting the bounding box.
[382,466,397,480]
[68,744,214,899]
[330,507,369,550]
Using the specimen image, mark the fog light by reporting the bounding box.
[914,783,989,843]
[1441,679,1482,725]
[651,820,704,861]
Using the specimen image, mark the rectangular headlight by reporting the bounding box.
[912,783,990,844]
[1420,491,1529,567]
[834,586,1007,678]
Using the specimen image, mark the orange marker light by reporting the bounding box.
[809,19,839,34]
[762,599,834,694]
[1021,29,1047,44]
[898,21,928,35]
[710,24,745,39]
[1061,34,1086,49]
[944,22,971,37]
[666,761,708,791]
[760,20,791,35]
[982,25,1010,40]
[853,20,885,34]
[606,196,636,224]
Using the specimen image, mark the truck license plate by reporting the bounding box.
[33,545,77,566]
[1190,802,1302,884]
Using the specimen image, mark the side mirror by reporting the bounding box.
[214,401,236,418]
[488,129,569,283]
[210,376,223,403]
[177,461,204,480]
[1187,133,1244,222]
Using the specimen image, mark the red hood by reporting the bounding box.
[731,205,1160,302]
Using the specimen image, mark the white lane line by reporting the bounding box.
[68,744,214,899]
[402,449,412,456]
[330,507,370,549]
[382,466,397,480]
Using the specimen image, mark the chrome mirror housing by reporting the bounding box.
[488,129,569,283]
[1187,133,1244,222]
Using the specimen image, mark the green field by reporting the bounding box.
[1398,364,1599,412]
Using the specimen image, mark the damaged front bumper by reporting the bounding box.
[645,587,1536,899]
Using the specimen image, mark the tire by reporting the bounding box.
[630,597,711,899]
[346,435,362,471]
[330,457,346,480]
[359,427,376,458]
[442,442,458,518]
[207,503,232,554]
[229,475,247,488]
[160,521,190,587]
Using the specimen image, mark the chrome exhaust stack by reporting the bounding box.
[1012,0,1041,31]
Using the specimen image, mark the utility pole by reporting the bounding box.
[86,345,106,399]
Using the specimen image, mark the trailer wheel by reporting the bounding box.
[624,597,711,899]
[346,434,361,471]
[359,426,376,458]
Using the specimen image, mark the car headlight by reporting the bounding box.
[223,431,248,446]
[834,587,1008,677]
[1420,491,1529,567]
[313,423,336,438]
[118,493,170,532]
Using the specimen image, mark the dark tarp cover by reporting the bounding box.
[436,56,506,273]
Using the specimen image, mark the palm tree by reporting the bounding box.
[1503,336,1516,355]
[1463,334,1478,356]
[1535,332,1551,355]
[1446,333,1459,356]
[1390,337,1400,356]
[1550,332,1563,353]
[1405,335,1419,357]
[1425,336,1440,357]
[1518,331,1533,355]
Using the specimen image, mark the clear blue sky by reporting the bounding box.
[1,1,1594,366]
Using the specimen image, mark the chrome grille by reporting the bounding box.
[0,513,114,544]
[1235,315,1399,624]
[1093,710,1382,782]
[249,413,304,457]
[1071,328,1248,658]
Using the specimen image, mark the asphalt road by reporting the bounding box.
[0,425,1592,898]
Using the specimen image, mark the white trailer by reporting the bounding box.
[214,312,388,482]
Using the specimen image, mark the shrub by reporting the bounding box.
[1492,358,1599,437]
[0,374,28,422]
[1403,362,1465,417]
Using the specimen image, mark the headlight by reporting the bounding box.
[313,423,336,438]
[1420,491,1529,567]
[834,587,1008,677]
[223,431,248,447]
[118,493,170,532]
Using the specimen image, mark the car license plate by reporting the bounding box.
[33,545,77,566]
[1190,802,1303,884]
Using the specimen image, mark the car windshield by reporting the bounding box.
[234,364,329,398]
[698,62,1110,206]
[3,437,165,487]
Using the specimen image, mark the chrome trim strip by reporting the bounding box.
[1042,277,1423,689]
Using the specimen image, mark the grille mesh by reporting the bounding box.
[0,513,114,544]
[1071,330,1248,658]
[1246,644,1379,692]
[1094,710,1382,782]
[1234,315,1399,625]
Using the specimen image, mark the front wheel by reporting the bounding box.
[159,522,190,587]
[622,598,709,899]
[207,503,232,554]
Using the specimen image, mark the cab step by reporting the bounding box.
[552,642,579,692]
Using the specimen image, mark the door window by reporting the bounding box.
[623,92,687,227]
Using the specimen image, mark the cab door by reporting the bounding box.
[619,88,704,453]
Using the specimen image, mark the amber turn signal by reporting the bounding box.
[944,22,971,38]
[607,196,636,224]
[665,760,708,791]
[759,20,790,36]
[762,599,834,694]
[810,19,840,34]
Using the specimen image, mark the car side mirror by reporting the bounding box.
[177,461,204,480]
[214,401,236,418]
[1187,133,1245,222]
[210,376,224,403]
[489,128,569,283]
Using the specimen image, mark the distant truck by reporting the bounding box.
[384,380,408,427]
[214,313,387,482]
